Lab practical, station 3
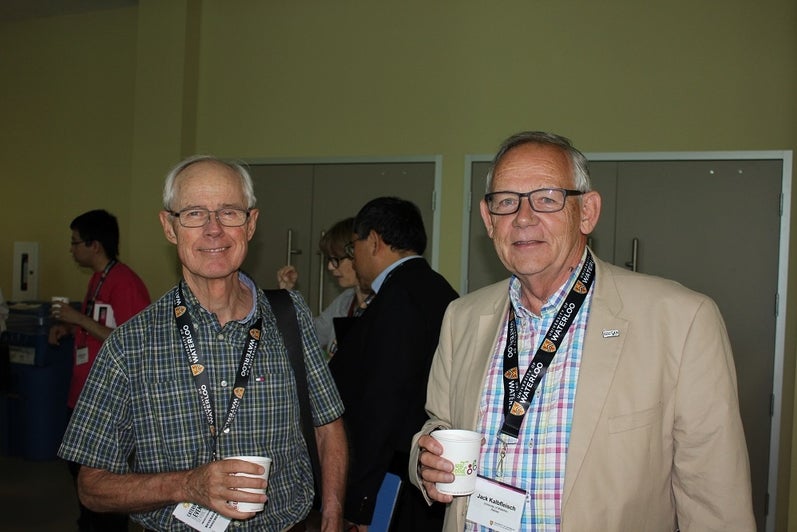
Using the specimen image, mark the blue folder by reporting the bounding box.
[370,472,402,532]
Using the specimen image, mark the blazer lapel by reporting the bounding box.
[562,260,627,507]
[458,282,511,431]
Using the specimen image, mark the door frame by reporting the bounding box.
[241,155,444,270]
[462,149,793,532]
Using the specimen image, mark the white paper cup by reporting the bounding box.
[224,455,271,512]
[51,297,69,319]
[51,296,69,309]
[431,429,481,496]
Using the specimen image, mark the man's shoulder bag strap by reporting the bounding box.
[262,289,322,505]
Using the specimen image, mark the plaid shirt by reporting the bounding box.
[59,273,344,531]
[468,256,593,532]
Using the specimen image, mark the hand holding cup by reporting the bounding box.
[418,429,482,501]
[223,456,271,513]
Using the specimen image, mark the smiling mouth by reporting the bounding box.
[200,246,230,253]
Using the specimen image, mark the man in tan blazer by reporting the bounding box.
[410,131,755,531]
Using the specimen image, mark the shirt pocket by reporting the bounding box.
[145,379,209,469]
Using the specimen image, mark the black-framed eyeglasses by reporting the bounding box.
[327,255,351,269]
[343,237,364,258]
[169,208,251,228]
[484,188,585,215]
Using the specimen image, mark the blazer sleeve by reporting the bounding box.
[410,304,455,499]
[671,297,755,531]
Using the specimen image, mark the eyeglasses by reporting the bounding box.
[327,255,351,269]
[484,188,584,215]
[343,237,364,258]
[169,208,251,228]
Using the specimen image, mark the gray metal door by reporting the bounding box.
[243,162,436,313]
[468,157,783,531]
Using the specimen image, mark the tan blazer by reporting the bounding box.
[410,257,755,532]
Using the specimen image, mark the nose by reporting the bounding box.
[204,212,224,233]
[513,196,538,226]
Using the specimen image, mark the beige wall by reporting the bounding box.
[1,0,795,528]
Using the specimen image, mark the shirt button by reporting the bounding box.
[217,334,224,340]
[220,380,228,387]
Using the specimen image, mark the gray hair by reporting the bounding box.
[162,155,257,211]
[485,131,591,193]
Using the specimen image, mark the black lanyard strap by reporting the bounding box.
[173,284,262,459]
[84,259,117,317]
[499,250,596,441]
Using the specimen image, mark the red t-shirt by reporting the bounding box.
[69,262,151,408]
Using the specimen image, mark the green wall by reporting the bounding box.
[1,0,795,528]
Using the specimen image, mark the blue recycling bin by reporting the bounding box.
[1,301,74,461]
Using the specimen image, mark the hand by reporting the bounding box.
[277,265,299,290]
[48,323,71,346]
[321,512,346,532]
[417,434,455,503]
[183,459,268,519]
[51,301,82,326]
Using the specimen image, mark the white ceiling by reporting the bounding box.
[0,0,137,23]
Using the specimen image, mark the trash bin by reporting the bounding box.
[1,301,73,461]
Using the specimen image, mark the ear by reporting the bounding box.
[246,208,259,241]
[87,239,102,254]
[579,190,602,235]
[367,230,382,255]
[479,199,495,239]
[159,210,178,244]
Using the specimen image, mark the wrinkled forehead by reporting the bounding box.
[492,143,574,190]
[173,161,246,207]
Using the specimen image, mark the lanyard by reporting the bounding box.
[84,259,117,318]
[173,284,263,460]
[75,260,118,348]
[499,250,595,442]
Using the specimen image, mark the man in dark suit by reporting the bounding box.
[329,196,458,531]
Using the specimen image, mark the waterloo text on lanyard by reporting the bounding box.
[499,250,595,442]
[173,285,263,460]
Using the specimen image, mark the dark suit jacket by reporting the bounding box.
[329,257,458,524]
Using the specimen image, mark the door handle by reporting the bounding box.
[625,238,639,272]
[317,230,326,315]
[285,229,302,266]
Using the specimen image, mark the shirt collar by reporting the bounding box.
[179,271,259,324]
[371,255,422,293]
[508,248,589,319]
[238,272,258,323]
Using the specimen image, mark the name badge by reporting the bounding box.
[76,347,89,366]
[466,476,526,532]
[173,503,230,532]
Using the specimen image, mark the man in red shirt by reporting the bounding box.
[49,209,150,531]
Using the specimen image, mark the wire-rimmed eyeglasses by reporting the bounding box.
[484,188,584,215]
[169,208,251,228]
